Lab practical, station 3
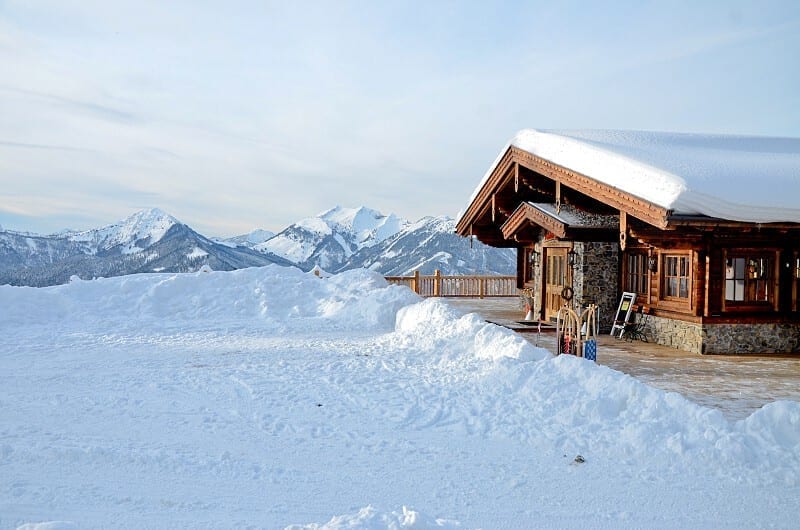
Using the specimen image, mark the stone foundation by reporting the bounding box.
[640,315,800,354]
[702,323,800,354]
[640,315,703,354]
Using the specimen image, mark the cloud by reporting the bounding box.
[0,1,798,235]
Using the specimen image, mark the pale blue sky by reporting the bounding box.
[1,0,798,236]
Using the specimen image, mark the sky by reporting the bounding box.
[1,1,799,237]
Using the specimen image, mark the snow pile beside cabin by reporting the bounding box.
[2,266,799,529]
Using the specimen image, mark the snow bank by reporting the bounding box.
[3,267,799,528]
[391,300,799,485]
[0,265,420,334]
[286,505,461,530]
[394,298,549,363]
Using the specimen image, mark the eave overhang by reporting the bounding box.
[501,202,619,243]
[456,145,672,242]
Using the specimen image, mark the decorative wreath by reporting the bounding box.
[560,286,574,301]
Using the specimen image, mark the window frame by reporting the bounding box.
[623,251,649,297]
[660,252,692,304]
[722,249,779,312]
[795,253,800,312]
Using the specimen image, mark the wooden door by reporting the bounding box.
[544,248,568,321]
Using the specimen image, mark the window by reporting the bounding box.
[794,257,799,311]
[663,255,690,299]
[792,257,800,311]
[725,255,771,303]
[625,253,648,295]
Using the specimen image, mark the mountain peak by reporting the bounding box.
[63,207,182,254]
[255,206,409,270]
[114,208,181,243]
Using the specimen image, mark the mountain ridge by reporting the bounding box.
[0,209,287,286]
[1,206,516,286]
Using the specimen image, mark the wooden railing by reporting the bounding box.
[385,270,518,298]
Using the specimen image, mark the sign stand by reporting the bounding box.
[610,292,636,339]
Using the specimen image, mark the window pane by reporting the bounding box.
[668,277,677,297]
[734,258,745,278]
[725,279,734,300]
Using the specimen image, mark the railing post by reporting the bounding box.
[413,270,420,294]
[479,277,485,299]
[434,269,441,297]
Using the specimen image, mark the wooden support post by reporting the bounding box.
[514,162,519,193]
[479,277,486,299]
[704,254,711,317]
[434,269,441,297]
[413,270,421,294]
[555,181,561,213]
[619,211,627,251]
[491,194,496,223]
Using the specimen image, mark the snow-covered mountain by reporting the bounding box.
[0,208,286,286]
[217,228,275,248]
[339,216,516,276]
[254,206,409,271]
[65,207,181,255]
[1,206,517,286]
[236,206,515,275]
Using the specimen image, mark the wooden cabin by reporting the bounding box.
[456,129,800,354]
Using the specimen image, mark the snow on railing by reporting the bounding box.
[385,270,517,298]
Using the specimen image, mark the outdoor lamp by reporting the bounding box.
[648,255,658,273]
[529,248,540,267]
[567,248,578,268]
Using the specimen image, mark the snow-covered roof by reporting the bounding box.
[527,202,618,229]
[475,129,800,224]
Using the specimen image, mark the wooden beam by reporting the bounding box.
[501,202,567,240]
[704,254,710,318]
[456,147,517,235]
[511,146,671,229]
[555,181,561,214]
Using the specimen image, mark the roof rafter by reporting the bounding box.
[456,145,673,239]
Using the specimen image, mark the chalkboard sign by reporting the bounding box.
[610,292,636,338]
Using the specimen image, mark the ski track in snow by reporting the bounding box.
[1,268,799,529]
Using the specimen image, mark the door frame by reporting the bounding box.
[541,242,574,321]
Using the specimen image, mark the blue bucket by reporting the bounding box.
[584,338,597,362]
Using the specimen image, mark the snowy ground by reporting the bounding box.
[444,297,800,422]
[2,267,799,529]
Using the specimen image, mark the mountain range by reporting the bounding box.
[0,206,515,286]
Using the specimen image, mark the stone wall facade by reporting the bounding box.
[640,315,704,354]
[639,315,800,354]
[574,241,619,334]
[702,323,800,354]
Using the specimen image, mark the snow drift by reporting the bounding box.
[2,266,799,529]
